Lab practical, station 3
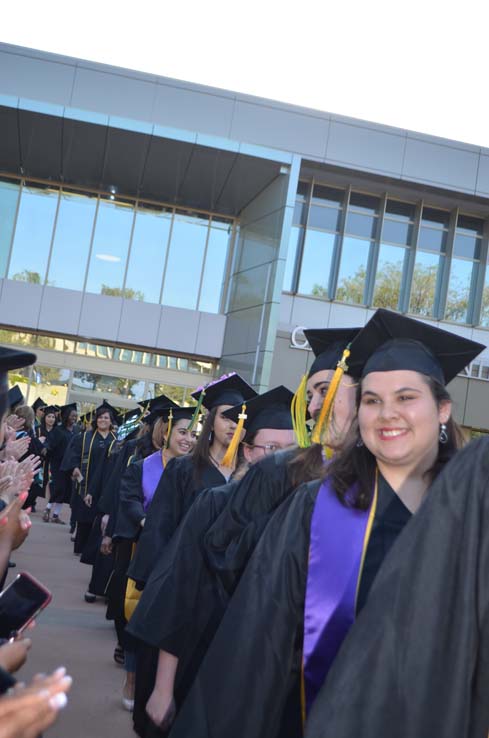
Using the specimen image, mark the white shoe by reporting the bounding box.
[122,696,134,711]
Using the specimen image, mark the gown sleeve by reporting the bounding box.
[113,461,145,541]
[169,480,320,738]
[60,431,83,472]
[305,436,489,738]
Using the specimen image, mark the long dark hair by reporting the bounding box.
[327,375,464,510]
[287,443,326,488]
[192,408,217,484]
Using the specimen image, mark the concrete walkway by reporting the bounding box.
[7,501,135,738]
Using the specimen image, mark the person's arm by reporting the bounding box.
[145,650,178,730]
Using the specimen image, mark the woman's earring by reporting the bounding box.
[356,437,364,448]
[439,423,448,444]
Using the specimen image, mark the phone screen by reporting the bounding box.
[0,574,50,637]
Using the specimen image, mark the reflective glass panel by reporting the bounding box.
[453,234,480,260]
[0,329,37,348]
[85,198,134,295]
[161,213,209,309]
[385,200,415,220]
[336,237,371,304]
[31,364,70,406]
[47,190,96,290]
[345,212,377,239]
[381,218,413,246]
[297,230,336,298]
[293,200,307,225]
[480,265,489,327]
[312,184,344,206]
[421,207,450,227]
[349,192,379,214]
[409,250,442,316]
[418,225,447,253]
[198,220,232,313]
[8,184,58,284]
[445,257,475,323]
[297,181,310,198]
[308,204,341,231]
[149,383,187,404]
[0,179,20,277]
[373,243,407,310]
[456,214,483,235]
[124,206,172,303]
[283,226,301,292]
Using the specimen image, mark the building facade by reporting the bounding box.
[0,43,488,428]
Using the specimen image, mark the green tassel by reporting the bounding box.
[187,389,206,432]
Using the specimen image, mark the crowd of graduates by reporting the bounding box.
[1,307,489,737]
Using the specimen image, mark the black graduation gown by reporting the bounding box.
[169,475,412,738]
[127,455,227,587]
[305,437,489,738]
[45,424,79,503]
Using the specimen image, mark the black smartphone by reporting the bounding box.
[0,572,52,638]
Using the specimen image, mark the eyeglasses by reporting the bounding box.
[249,443,284,455]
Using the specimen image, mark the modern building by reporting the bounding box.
[0,42,488,429]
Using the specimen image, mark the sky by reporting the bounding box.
[2,0,489,148]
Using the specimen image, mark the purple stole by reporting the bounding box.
[302,477,378,717]
[141,451,164,512]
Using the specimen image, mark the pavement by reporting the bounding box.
[6,501,135,738]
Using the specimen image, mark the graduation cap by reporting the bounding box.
[223,386,294,437]
[142,404,193,426]
[292,327,361,448]
[350,309,485,385]
[43,405,58,416]
[304,327,363,379]
[138,395,179,415]
[94,400,123,426]
[7,385,25,410]
[79,411,94,425]
[32,397,47,412]
[191,373,257,411]
[60,402,78,420]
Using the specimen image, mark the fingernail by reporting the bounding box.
[49,692,68,710]
[53,667,66,677]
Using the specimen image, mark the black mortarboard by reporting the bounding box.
[79,411,94,425]
[304,328,362,378]
[43,405,58,416]
[0,347,36,376]
[94,400,123,426]
[60,402,78,419]
[223,385,294,435]
[191,373,257,410]
[142,404,193,426]
[7,385,24,409]
[138,395,179,414]
[350,309,485,384]
[32,397,47,412]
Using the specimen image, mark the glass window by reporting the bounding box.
[418,225,447,253]
[124,205,172,303]
[345,212,377,239]
[85,198,134,296]
[8,184,58,284]
[385,200,415,220]
[480,263,489,327]
[0,179,20,277]
[453,234,480,260]
[349,192,379,214]
[373,243,407,310]
[31,364,70,406]
[47,190,96,290]
[445,257,476,323]
[147,383,187,404]
[421,207,450,227]
[161,213,209,310]
[198,219,232,313]
[297,230,336,298]
[0,328,37,348]
[336,237,371,305]
[283,226,301,292]
[308,205,341,231]
[457,214,483,236]
[381,219,413,246]
[409,250,443,316]
[297,181,310,198]
[312,184,344,206]
[293,200,307,225]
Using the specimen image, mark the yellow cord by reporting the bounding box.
[165,409,173,449]
[221,404,247,468]
[291,373,311,448]
[311,347,351,445]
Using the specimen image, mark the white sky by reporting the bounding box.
[2,0,489,148]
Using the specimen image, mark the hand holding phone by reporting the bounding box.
[0,572,52,638]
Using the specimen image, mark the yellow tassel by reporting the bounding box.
[137,400,150,422]
[221,404,247,468]
[311,346,351,445]
[165,408,173,449]
[291,373,311,448]
[187,389,206,432]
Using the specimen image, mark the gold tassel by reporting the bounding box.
[137,400,150,422]
[291,373,311,449]
[311,346,351,445]
[221,404,247,468]
[187,389,206,432]
[165,408,173,449]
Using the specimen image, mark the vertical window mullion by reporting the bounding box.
[329,185,350,299]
